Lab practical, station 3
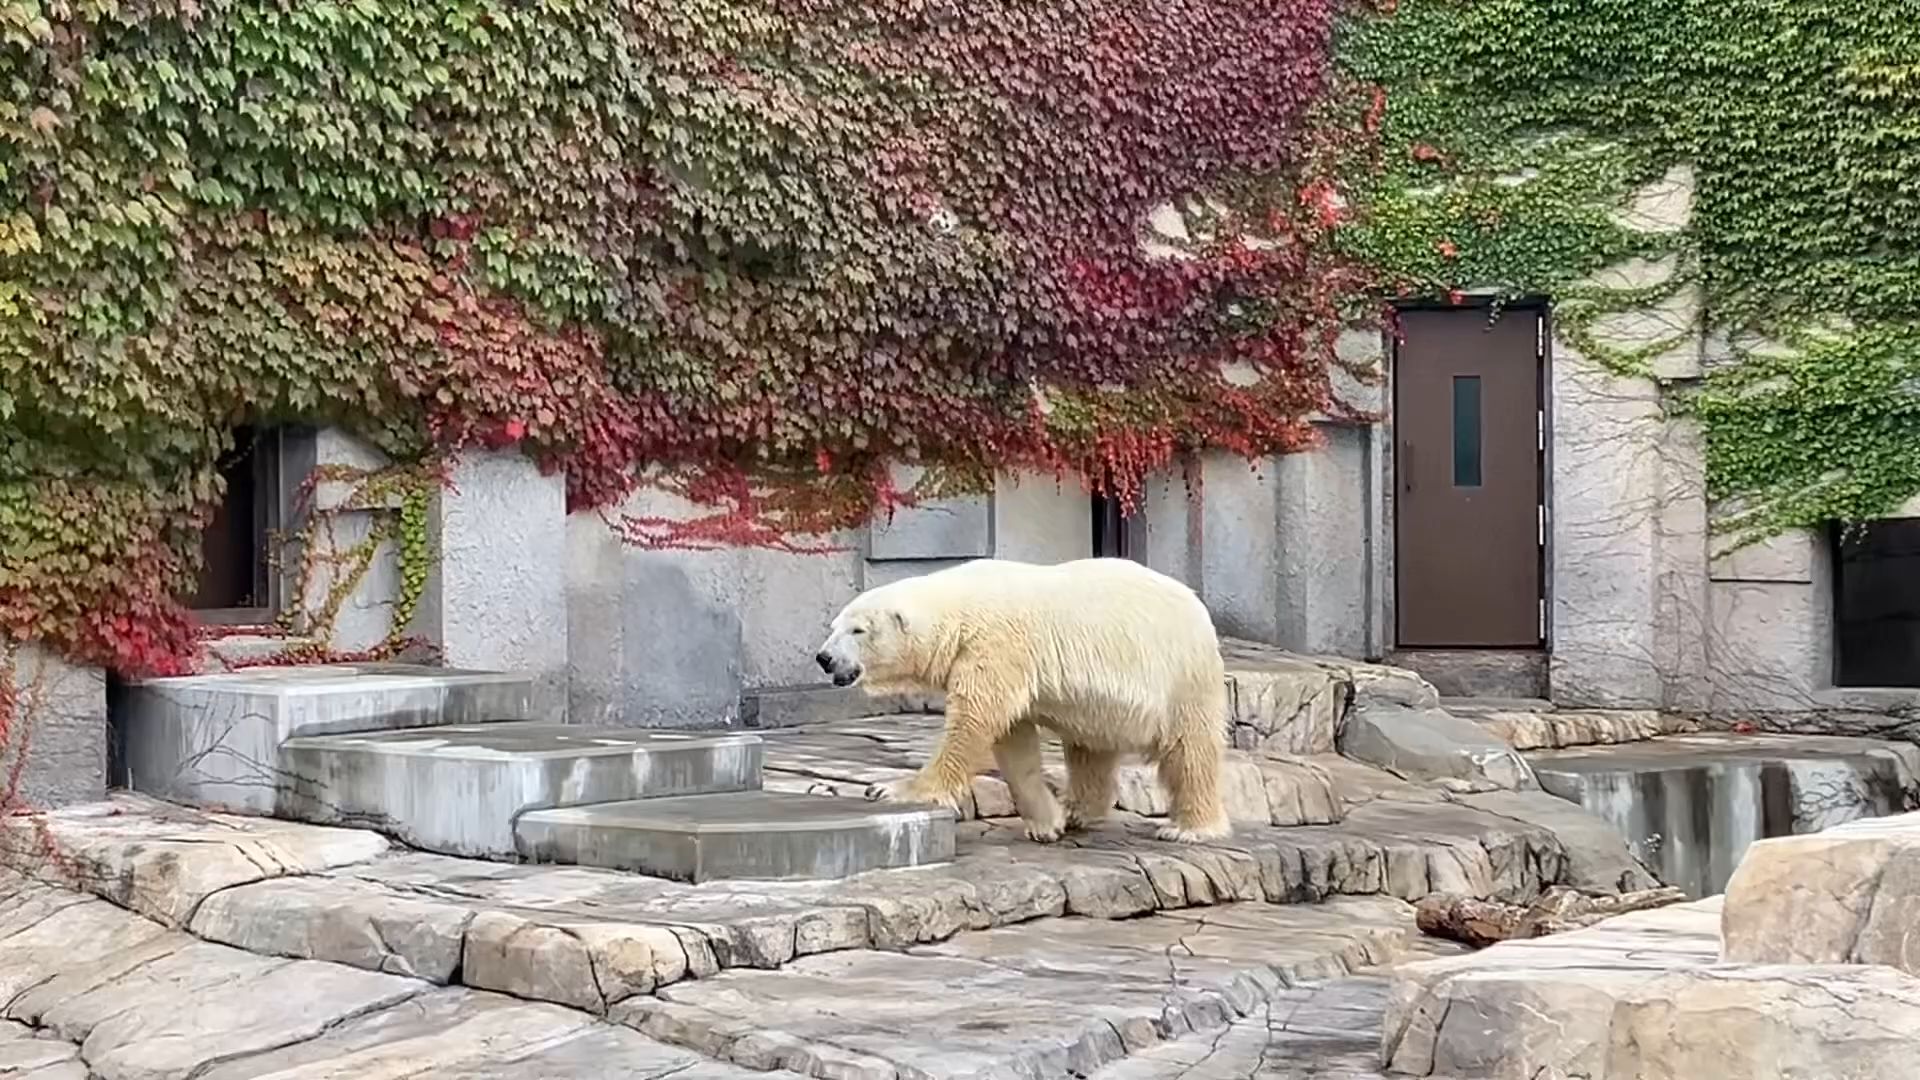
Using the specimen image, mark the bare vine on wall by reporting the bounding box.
[213,463,442,669]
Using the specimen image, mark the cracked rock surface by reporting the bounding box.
[3,863,1433,1080]
[1384,892,1920,1079]
[0,724,1649,1021]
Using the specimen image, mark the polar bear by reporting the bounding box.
[813,557,1230,844]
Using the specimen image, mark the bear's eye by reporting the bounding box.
[850,627,866,635]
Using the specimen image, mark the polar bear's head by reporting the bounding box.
[814,589,917,689]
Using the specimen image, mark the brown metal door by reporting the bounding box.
[1394,306,1543,648]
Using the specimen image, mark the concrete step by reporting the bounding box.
[115,663,535,814]
[276,722,764,859]
[515,790,956,882]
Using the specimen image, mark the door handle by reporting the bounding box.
[1401,441,1414,494]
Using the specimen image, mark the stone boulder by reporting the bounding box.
[1721,810,1920,971]
[1386,899,1920,1079]
[1338,703,1535,791]
[1388,962,1920,1079]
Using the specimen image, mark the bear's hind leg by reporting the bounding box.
[1153,716,1231,844]
[994,721,1067,843]
[1061,743,1120,831]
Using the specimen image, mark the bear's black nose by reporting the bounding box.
[815,651,834,672]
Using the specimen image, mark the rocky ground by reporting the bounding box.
[0,688,1634,1080]
[12,644,1914,1080]
[1,850,1472,1080]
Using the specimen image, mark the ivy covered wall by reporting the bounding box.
[1,0,1368,678]
[1337,0,1920,552]
[4,0,1917,699]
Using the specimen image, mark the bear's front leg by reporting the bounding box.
[993,721,1066,842]
[866,676,1020,813]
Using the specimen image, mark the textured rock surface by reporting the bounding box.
[0,795,389,926]
[1087,937,1470,1080]
[1385,896,1920,1080]
[1,777,1642,1028]
[1453,789,1660,893]
[0,1018,85,1080]
[1454,703,1696,751]
[1338,703,1535,791]
[0,870,809,1080]
[1219,641,1439,756]
[618,897,1416,1080]
[1720,810,1920,970]
[4,860,1462,1080]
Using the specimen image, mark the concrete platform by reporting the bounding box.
[515,790,956,882]
[277,723,764,858]
[115,663,534,814]
[1528,731,1920,897]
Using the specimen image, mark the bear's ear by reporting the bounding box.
[890,609,910,634]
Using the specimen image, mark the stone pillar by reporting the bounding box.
[1197,452,1284,642]
[2,643,107,809]
[1272,424,1372,658]
[285,427,412,653]
[420,449,570,720]
[1127,463,1204,589]
[1548,165,1705,709]
[1704,529,1834,712]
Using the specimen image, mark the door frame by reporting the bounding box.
[1388,296,1552,651]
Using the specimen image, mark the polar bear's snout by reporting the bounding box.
[814,632,864,687]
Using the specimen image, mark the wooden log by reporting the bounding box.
[1415,885,1688,948]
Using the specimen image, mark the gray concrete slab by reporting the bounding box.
[276,723,764,858]
[1528,731,1920,897]
[118,664,534,813]
[516,791,956,883]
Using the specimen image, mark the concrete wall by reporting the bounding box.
[1531,164,1902,714]
[1119,426,1380,660]
[2,643,106,809]
[420,449,570,719]
[567,485,863,729]
[565,468,1095,728]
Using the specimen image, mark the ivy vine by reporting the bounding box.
[8,0,1912,685]
[1336,0,1920,549]
[2,0,1368,676]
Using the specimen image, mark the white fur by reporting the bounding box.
[814,557,1230,844]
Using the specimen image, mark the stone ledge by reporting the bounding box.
[1464,706,1697,751]
[2,782,1642,1019]
[618,896,1417,1080]
[3,862,1424,1080]
[276,722,765,858]
[739,684,941,729]
[1530,732,1920,899]
[755,718,1346,828]
[118,663,535,815]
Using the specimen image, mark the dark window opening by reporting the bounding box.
[188,426,277,619]
[1451,374,1483,488]
[1092,492,1130,559]
[1833,519,1920,687]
